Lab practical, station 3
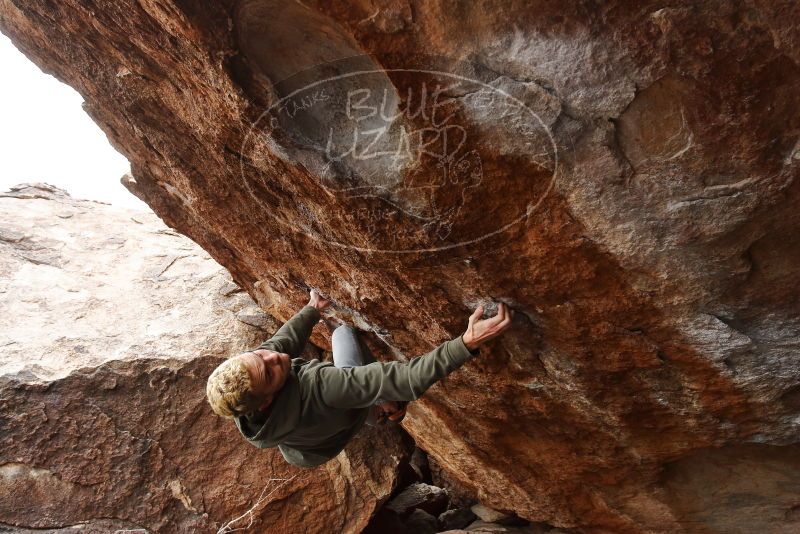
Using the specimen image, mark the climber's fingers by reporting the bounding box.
[463,303,514,349]
[480,304,514,339]
[468,305,485,328]
[308,289,332,311]
[484,302,507,328]
[497,304,513,329]
[496,303,508,324]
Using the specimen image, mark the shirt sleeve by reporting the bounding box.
[316,335,478,409]
[258,305,321,358]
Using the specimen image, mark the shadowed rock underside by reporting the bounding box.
[1,1,799,532]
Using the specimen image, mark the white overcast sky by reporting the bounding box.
[0,33,149,211]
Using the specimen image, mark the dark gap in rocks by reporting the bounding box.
[365,424,567,533]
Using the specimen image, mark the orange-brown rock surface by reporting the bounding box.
[2,1,800,532]
[0,184,409,533]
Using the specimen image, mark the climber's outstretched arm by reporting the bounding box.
[317,304,513,410]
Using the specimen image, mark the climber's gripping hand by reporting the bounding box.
[461,303,513,351]
[307,289,331,312]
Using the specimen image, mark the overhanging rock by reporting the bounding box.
[2,1,800,532]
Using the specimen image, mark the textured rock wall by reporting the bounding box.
[0,185,409,533]
[0,183,273,381]
[2,2,799,532]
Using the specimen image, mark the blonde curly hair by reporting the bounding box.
[206,356,260,418]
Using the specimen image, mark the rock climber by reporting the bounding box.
[206,289,513,468]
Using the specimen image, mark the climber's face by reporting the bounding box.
[237,349,291,410]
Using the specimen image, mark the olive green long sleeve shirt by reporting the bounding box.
[234,305,477,467]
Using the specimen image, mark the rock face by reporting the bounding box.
[2,2,800,532]
[0,184,409,533]
[0,183,275,381]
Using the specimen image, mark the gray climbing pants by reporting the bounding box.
[331,325,376,368]
[331,325,383,425]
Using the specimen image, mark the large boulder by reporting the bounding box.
[2,1,800,532]
[0,183,274,380]
[0,184,409,533]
